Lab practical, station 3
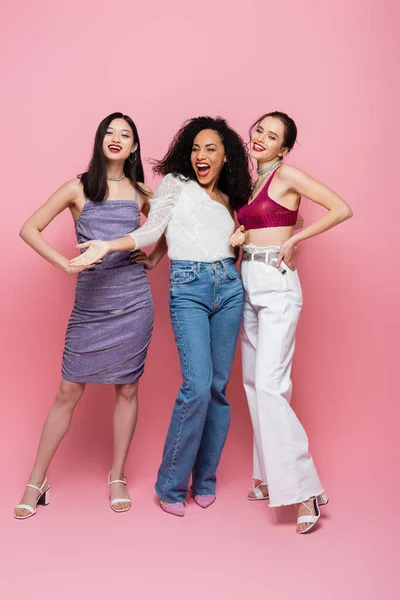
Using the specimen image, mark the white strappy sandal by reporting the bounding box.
[14,477,50,520]
[108,472,131,513]
[297,493,329,534]
[247,483,269,501]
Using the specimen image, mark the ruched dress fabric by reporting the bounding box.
[62,197,154,384]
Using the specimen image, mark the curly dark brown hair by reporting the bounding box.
[152,116,252,211]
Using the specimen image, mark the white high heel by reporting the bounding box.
[14,477,50,520]
[297,493,329,534]
[108,472,131,513]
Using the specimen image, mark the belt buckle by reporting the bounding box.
[254,252,266,263]
[267,254,277,267]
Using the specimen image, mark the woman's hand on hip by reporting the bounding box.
[69,240,110,267]
[276,239,296,271]
[130,250,155,270]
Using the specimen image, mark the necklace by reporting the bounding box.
[256,159,282,176]
[251,159,283,200]
[107,173,126,182]
[251,175,268,200]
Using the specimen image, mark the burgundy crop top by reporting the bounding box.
[237,166,299,229]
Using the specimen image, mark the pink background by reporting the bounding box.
[1,1,398,598]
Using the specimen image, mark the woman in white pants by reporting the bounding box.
[230,111,352,533]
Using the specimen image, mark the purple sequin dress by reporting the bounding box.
[62,195,154,384]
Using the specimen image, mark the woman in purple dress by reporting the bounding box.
[14,112,154,519]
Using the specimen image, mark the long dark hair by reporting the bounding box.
[80,112,147,202]
[250,111,298,152]
[152,116,252,211]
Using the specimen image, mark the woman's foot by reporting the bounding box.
[193,494,216,509]
[108,471,131,513]
[296,497,320,533]
[14,477,50,519]
[159,500,185,517]
[247,482,269,501]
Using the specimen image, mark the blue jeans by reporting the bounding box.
[155,259,244,503]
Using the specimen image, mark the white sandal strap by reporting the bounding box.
[297,497,320,526]
[108,472,127,486]
[15,504,35,514]
[111,498,131,506]
[26,484,42,493]
[252,486,266,499]
[26,477,48,494]
[300,500,312,514]
[297,515,318,525]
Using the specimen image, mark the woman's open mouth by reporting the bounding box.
[108,144,122,154]
[196,162,211,178]
[252,142,265,152]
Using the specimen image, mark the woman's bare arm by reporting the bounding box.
[20,178,86,273]
[276,166,352,268]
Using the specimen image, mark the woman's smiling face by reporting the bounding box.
[102,118,137,162]
[250,116,287,162]
[191,129,226,185]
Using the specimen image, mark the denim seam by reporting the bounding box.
[161,305,191,495]
[213,267,222,312]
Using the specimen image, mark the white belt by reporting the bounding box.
[242,250,287,274]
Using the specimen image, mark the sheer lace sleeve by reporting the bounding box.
[127,174,182,249]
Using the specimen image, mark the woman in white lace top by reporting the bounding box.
[70,117,252,516]
[125,171,238,262]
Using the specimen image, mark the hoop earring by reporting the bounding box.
[129,152,136,164]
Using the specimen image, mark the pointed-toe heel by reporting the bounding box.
[194,495,216,509]
[160,501,185,517]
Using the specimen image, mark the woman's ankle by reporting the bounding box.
[28,469,47,486]
[109,466,125,480]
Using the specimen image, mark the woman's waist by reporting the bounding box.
[80,251,133,270]
[77,261,147,282]
[165,222,235,262]
[170,257,235,271]
[244,227,293,248]
[242,244,298,276]
[242,243,280,263]
[167,246,235,263]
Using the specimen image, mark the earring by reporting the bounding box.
[129,152,136,164]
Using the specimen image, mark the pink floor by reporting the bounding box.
[2,479,395,599]
[2,399,397,600]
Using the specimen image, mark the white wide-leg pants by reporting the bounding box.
[241,245,324,507]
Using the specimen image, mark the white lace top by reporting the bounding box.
[128,173,236,262]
